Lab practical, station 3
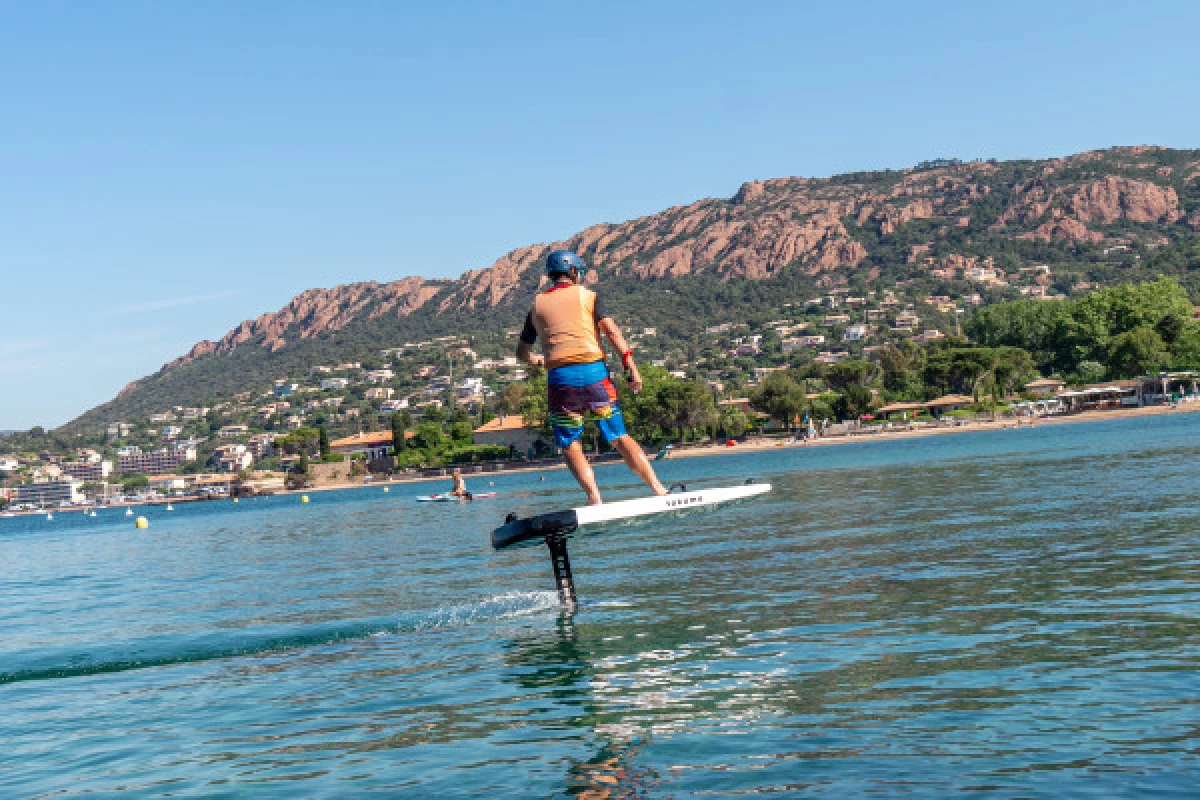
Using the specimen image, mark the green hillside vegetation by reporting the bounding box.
[18,149,1200,438]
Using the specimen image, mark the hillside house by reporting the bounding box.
[1024,378,1066,396]
[330,431,402,460]
[472,416,547,454]
[363,369,395,384]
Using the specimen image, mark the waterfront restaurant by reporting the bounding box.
[922,394,976,417]
[1136,371,1199,405]
[1055,381,1139,412]
[1010,398,1065,417]
[875,401,926,421]
[1055,373,1199,411]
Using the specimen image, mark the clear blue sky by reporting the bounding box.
[2,1,1197,429]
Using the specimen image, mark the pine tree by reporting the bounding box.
[391,413,408,453]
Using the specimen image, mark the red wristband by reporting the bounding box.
[621,349,634,368]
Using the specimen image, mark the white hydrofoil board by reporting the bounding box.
[491,482,771,550]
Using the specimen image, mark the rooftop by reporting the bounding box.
[473,415,533,434]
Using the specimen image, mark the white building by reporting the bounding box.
[117,446,196,476]
[365,387,394,400]
[782,335,825,353]
[12,478,85,506]
[105,422,132,440]
[59,459,113,482]
[913,329,945,344]
[320,377,350,391]
[363,369,395,384]
[843,325,869,342]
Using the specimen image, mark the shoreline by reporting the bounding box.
[5,403,1196,517]
[281,401,1200,496]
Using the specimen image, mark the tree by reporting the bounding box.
[878,345,915,394]
[1169,323,1200,369]
[656,381,716,442]
[318,426,331,460]
[1108,326,1168,377]
[520,373,549,432]
[824,360,880,392]
[967,298,1068,372]
[1076,360,1107,384]
[121,474,149,490]
[832,385,873,420]
[749,371,808,430]
[412,422,446,452]
[1155,313,1187,345]
[719,408,748,438]
[450,420,474,443]
[500,383,525,416]
[390,413,408,454]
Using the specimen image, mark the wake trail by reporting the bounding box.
[0,590,559,686]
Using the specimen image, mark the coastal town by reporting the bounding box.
[4,271,1198,515]
[9,4,1200,795]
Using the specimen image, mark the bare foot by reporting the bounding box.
[652,484,668,496]
[586,493,602,506]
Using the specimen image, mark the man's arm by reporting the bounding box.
[516,312,544,367]
[598,317,642,394]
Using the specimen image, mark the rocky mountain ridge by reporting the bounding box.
[81,145,1200,424]
[164,146,1197,376]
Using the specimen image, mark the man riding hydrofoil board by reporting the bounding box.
[516,250,668,505]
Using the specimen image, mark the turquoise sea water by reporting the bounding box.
[2,413,1198,798]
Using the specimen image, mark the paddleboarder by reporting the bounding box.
[449,468,468,498]
[516,249,668,505]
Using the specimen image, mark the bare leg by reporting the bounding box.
[564,440,602,505]
[611,435,668,496]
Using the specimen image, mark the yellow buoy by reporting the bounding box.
[301,495,310,503]
[383,487,389,493]
[233,497,239,503]
[135,516,149,529]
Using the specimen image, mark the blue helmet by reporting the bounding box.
[545,249,585,277]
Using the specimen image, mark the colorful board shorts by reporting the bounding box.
[546,360,628,448]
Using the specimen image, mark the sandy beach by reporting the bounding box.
[294,401,1200,496]
[5,403,1194,518]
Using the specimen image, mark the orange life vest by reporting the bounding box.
[531,284,606,370]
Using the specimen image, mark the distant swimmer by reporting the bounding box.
[516,249,667,505]
[450,468,468,498]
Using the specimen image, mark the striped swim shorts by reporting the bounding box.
[546,360,628,448]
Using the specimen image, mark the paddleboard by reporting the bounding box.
[417,491,499,502]
[492,481,771,550]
